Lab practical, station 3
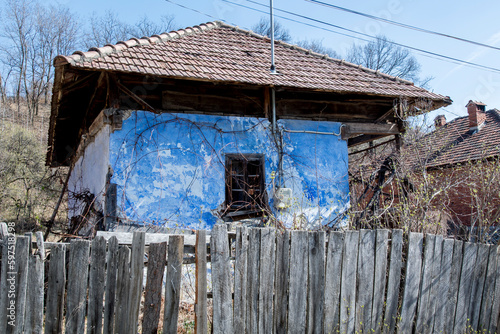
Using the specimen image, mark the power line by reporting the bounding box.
[306,0,500,52]
[225,0,500,74]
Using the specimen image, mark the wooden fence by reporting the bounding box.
[1,222,500,333]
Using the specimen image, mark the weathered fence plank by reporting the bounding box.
[479,244,498,332]
[103,236,119,334]
[45,244,66,334]
[340,230,359,334]
[128,232,146,333]
[25,239,44,333]
[65,240,91,334]
[433,238,454,333]
[445,240,463,333]
[399,232,423,333]
[0,235,10,333]
[246,228,260,333]
[307,231,325,334]
[142,242,167,334]
[356,229,375,334]
[6,236,29,334]
[163,235,184,333]
[288,230,309,334]
[195,230,208,334]
[87,236,107,334]
[211,224,233,333]
[488,245,500,333]
[259,228,276,334]
[371,229,389,334]
[0,222,8,237]
[324,231,344,334]
[416,234,436,333]
[469,243,489,331]
[234,227,248,334]
[115,246,131,334]
[426,235,442,332]
[454,242,478,333]
[384,229,403,334]
[274,229,290,334]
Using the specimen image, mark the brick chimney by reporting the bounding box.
[434,115,446,128]
[466,100,486,132]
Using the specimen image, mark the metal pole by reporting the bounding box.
[271,87,276,133]
[270,0,276,73]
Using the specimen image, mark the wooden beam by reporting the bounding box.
[348,134,388,147]
[342,122,399,139]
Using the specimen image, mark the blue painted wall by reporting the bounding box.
[109,111,349,229]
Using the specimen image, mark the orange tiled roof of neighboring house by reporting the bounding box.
[407,109,500,169]
[54,21,449,102]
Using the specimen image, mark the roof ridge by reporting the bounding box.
[217,22,414,86]
[54,21,222,67]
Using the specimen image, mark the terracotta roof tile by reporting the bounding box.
[406,110,500,168]
[54,21,450,103]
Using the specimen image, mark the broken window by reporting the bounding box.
[225,154,266,218]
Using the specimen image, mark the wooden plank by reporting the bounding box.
[103,236,119,334]
[415,234,436,333]
[115,246,131,334]
[426,235,443,332]
[163,235,184,333]
[128,231,146,333]
[246,228,260,334]
[324,231,344,334]
[453,242,478,334]
[399,232,423,334]
[0,222,8,238]
[142,242,167,334]
[356,229,375,334]
[195,230,208,334]
[65,240,91,334]
[87,237,107,334]
[25,248,44,333]
[0,234,10,333]
[343,122,400,137]
[6,236,29,334]
[433,238,454,333]
[288,230,309,334]
[372,229,389,334]
[307,231,325,334]
[339,230,359,334]
[45,244,66,334]
[479,244,498,332]
[259,228,276,334]
[469,243,489,331]
[488,245,500,334]
[445,240,463,333]
[35,231,45,260]
[233,227,248,334]
[211,224,233,333]
[275,229,290,334]
[384,229,403,334]
[104,183,117,231]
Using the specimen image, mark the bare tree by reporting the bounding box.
[296,39,340,58]
[129,15,176,37]
[251,17,292,42]
[347,35,431,87]
[85,10,130,49]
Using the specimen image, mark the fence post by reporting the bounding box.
[87,236,107,334]
[195,230,208,334]
[142,242,167,334]
[45,244,66,334]
[25,232,44,333]
[399,232,423,333]
[65,240,91,334]
[128,231,146,333]
[103,236,119,334]
[163,235,184,333]
[211,224,233,333]
[288,230,309,334]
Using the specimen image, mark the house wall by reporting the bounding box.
[108,110,349,229]
[68,124,110,219]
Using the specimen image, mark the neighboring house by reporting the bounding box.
[407,101,500,228]
[47,21,450,232]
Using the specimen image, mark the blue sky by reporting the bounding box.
[50,0,500,125]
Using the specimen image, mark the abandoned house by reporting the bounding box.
[46,21,451,232]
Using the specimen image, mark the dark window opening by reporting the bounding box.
[225,154,266,218]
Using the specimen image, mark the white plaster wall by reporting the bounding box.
[68,125,110,219]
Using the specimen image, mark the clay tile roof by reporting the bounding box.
[54,21,450,103]
[406,109,500,169]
